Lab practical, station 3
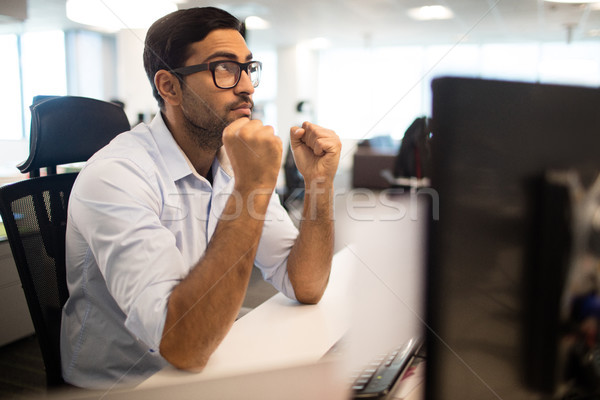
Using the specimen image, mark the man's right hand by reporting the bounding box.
[223,118,282,193]
[162,117,283,370]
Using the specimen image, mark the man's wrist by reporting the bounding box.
[303,175,334,190]
[301,178,334,222]
[222,185,274,222]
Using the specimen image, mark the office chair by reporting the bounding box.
[281,144,304,208]
[0,96,130,386]
[381,116,432,189]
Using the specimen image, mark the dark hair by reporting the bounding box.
[143,7,244,109]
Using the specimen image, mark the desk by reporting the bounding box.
[132,247,359,399]
[56,192,427,400]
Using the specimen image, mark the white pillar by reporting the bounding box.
[276,44,319,152]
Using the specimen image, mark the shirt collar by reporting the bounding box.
[216,147,233,177]
[148,112,234,182]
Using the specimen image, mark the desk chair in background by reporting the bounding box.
[0,96,130,386]
[381,116,432,189]
[281,144,304,208]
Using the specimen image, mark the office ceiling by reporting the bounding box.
[2,0,600,47]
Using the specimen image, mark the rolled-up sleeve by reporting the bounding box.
[254,193,299,300]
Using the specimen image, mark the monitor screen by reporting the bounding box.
[425,77,600,399]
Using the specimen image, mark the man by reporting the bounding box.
[60,6,341,389]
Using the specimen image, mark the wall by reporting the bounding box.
[66,30,118,102]
[116,28,156,124]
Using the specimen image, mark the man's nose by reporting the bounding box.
[235,70,255,95]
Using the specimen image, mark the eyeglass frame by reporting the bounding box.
[171,60,262,89]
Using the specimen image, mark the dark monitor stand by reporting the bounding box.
[425,77,600,400]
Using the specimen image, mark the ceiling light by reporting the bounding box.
[244,16,270,30]
[544,0,600,3]
[407,5,454,21]
[588,29,600,36]
[66,0,177,31]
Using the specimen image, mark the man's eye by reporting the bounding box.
[216,63,237,73]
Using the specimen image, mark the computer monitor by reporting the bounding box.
[425,77,600,399]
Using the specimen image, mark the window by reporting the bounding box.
[539,42,600,87]
[0,34,23,141]
[317,41,600,140]
[0,30,67,142]
[0,31,68,176]
[20,30,68,138]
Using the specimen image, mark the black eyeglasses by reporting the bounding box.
[171,60,262,89]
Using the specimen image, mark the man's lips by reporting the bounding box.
[231,103,253,116]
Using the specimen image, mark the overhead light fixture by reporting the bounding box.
[66,0,178,31]
[588,29,600,37]
[544,0,600,3]
[244,16,270,30]
[407,5,454,21]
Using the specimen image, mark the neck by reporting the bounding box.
[184,145,218,178]
[162,111,219,178]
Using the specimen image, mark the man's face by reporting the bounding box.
[178,29,255,149]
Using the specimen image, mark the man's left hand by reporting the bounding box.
[290,122,341,185]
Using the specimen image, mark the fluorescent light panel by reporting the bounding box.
[407,5,454,21]
[244,16,270,30]
[66,0,177,31]
[544,0,600,3]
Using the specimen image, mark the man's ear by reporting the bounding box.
[155,70,181,106]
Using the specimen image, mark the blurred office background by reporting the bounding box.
[0,0,599,181]
[0,1,599,396]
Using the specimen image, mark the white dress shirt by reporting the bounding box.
[60,113,299,389]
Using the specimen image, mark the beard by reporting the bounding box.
[180,86,253,151]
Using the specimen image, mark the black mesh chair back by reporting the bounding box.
[19,96,129,177]
[0,174,75,386]
[0,96,129,386]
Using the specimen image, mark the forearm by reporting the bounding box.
[287,179,335,304]
[160,189,272,369]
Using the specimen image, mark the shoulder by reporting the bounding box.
[86,124,159,175]
[72,124,164,201]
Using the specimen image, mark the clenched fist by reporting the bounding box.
[223,118,282,192]
[290,122,341,185]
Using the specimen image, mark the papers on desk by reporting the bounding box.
[389,356,426,400]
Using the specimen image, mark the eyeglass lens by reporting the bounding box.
[214,61,261,88]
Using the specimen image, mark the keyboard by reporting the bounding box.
[325,336,424,399]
